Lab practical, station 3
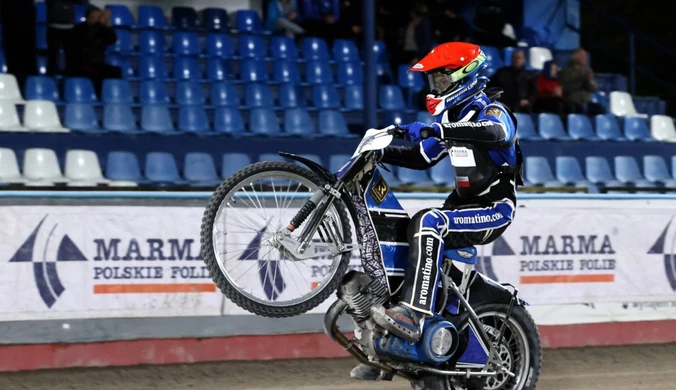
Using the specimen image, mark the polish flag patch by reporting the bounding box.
[457,176,471,188]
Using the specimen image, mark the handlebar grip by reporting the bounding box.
[419,128,433,140]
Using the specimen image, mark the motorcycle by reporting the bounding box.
[200,126,542,390]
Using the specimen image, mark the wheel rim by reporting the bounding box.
[211,169,347,308]
[478,311,531,390]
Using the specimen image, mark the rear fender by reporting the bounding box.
[279,152,336,184]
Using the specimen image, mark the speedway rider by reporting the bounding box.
[352,42,524,380]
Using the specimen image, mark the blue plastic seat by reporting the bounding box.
[184,152,221,186]
[337,62,363,85]
[139,31,166,55]
[214,106,246,135]
[36,56,48,75]
[206,58,233,81]
[108,29,133,53]
[178,106,211,134]
[430,157,454,186]
[384,111,409,126]
[624,116,653,141]
[302,37,330,60]
[305,60,333,84]
[138,5,170,29]
[271,36,298,60]
[284,108,315,136]
[614,156,653,187]
[172,6,198,30]
[567,114,598,140]
[416,111,436,123]
[64,103,103,133]
[312,84,341,109]
[398,167,435,186]
[525,156,563,186]
[279,83,306,108]
[103,104,139,133]
[238,35,266,59]
[481,46,503,69]
[585,156,623,187]
[643,155,676,186]
[203,8,229,31]
[514,113,541,140]
[0,50,6,73]
[273,60,301,83]
[106,151,145,183]
[24,76,60,102]
[332,39,360,62]
[555,156,592,188]
[329,154,351,173]
[591,92,609,112]
[379,85,405,110]
[139,55,169,79]
[372,41,387,62]
[222,153,251,179]
[64,77,98,103]
[175,81,206,105]
[211,82,240,106]
[236,10,263,34]
[241,59,268,82]
[375,62,393,82]
[36,1,47,23]
[318,110,350,137]
[397,64,425,92]
[106,54,134,79]
[595,114,626,141]
[145,152,185,185]
[141,105,177,134]
[106,5,135,28]
[344,85,364,110]
[139,80,171,104]
[102,79,133,104]
[173,56,202,80]
[250,108,281,135]
[173,32,200,56]
[538,113,571,140]
[205,33,235,58]
[258,153,285,163]
[36,25,47,51]
[245,83,274,107]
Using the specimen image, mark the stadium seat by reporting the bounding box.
[145,152,185,185]
[106,54,134,79]
[175,80,206,105]
[173,32,200,56]
[108,29,133,53]
[595,114,627,141]
[273,60,301,83]
[138,5,170,29]
[279,83,306,108]
[172,6,199,30]
[258,153,285,163]
[398,167,435,186]
[650,115,676,142]
[205,33,235,58]
[623,116,654,141]
[207,58,233,81]
[23,100,69,132]
[271,36,297,60]
[591,92,609,113]
[329,154,351,173]
[235,10,263,34]
[211,82,240,106]
[318,110,350,137]
[397,64,425,92]
[103,104,139,133]
[337,62,363,85]
[643,155,676,187]
[585,156,623,187]
[101,79,133,104]
[538,113,571,140]
[0,148,25,183]
[0,101,26,131]
[379,85,406,110]
[305,60,333,84]
[241,59,268,82]
[0,74,24,102]
[141,105,177,134]
[416,111,436,123]
[312,84,341,109]
[0,50,7,73]
[174,56,202,80]
[614,156,653,187]
[106,151,145,186]
[376,62,393,82]
[178,106,211,134]
[250,108,281,135]
[528,47,552,70]
[106,4,135,28]
[609,91,641,117]
[245,83,274,107]
[36,25,47,51]
[384,111,409,126]
[222,153,251,179]
[481,46,503,69]
[524,156,563,187]
[36,56,48,75]
[24,76,59,102]
[64,103,104,133]
[203,8,229,31]
[139,30,167,55]
[23,148,68,185]
[36,1,47,23]
[64,77,97,103]
[214,106,246,135]
[284,107,315,136]
[139,80,171,104]
[74,3,89,23]
[344,85,363,110]
[555,156,593,189]
[184,152,221,186]
[332,39,360,62]
[64,150,108,186]
[430,157,454,186]
[513,113,540,140]
[372,40,387,62]
[238,35,266,59]
[567,114,598,140]
[302,37,331,60]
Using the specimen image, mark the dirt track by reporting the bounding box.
[1,344,675,390]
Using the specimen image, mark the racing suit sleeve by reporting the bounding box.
[436,105,515,148]
[380,138,446,170]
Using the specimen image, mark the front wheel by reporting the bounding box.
[200,161,353,318]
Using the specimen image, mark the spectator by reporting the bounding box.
[337,0,363,44]
[67,6,120,94]
[0,0,37,85]
[266,0,305,38]
[46,0,88,76]
[301,0,341,45]
[489,50,537,113]
[534,60,566,118]
[473,0,517,48]
[393,3,435,66]
[559,48,605,115]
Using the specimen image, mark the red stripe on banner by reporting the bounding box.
[93,284,217,294]
[520,274,614,284]
[1,321,675,372]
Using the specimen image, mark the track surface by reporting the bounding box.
[1,344,675,390]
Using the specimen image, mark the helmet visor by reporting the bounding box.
[427,70,457,96]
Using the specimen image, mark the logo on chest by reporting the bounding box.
[449,147,476,168]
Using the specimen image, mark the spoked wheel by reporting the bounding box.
[200,161,353,318]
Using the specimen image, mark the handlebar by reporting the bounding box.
[387,125,435,140]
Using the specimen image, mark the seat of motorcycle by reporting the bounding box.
[444,247,477,265]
